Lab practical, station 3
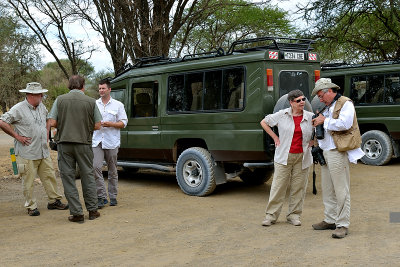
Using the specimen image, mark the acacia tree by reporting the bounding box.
[299,0,400,63]
[40,59,95,109]
[172,0,293,56]
[0,10,41,113]
[72,0,263,73]
[6,0,96,79]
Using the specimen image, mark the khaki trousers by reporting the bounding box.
[321,149,351,228]
[265,153,309,222]
[16,156,62,210]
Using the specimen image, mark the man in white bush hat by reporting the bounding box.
[0,82,68,216]
[311,78,364,238]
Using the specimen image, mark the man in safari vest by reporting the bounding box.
[311,78,364,239]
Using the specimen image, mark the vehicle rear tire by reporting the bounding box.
[239,168,273,185]
[360,130,393,166]
[176,147,216,196]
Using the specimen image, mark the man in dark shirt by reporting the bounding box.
[47,75,102,223]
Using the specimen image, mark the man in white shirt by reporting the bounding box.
[311,78,364,239]
[92,79,128,208]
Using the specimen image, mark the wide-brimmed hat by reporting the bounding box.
[19,82,48,94]
[311,78,340,96]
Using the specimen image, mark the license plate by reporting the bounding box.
[284,52,304,60]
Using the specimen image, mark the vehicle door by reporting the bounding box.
[122,78,164,161]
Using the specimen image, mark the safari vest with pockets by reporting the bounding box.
[55,91,96,144]
[331,96,362,151]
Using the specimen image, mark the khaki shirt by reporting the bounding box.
[263,108,314,169]
[0,99,49,160]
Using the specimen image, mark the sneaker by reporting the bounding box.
[287,217,301,226]
[332,227,348,239]
[89,210,100,220]
[261,217,275,227]
[47,199,69,210]
[97,198,105,209]
[28,208,40,216]
[68,214,84,223]
[312,221,336,230]
[110,198,118,206]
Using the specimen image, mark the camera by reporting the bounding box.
[311,146,326,165]
[312,113,325,140]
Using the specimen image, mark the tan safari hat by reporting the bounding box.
[311,78,340,96]
[19,82,48,94]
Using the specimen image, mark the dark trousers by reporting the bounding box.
[58,143,97,215]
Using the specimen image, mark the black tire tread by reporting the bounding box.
[360,130,393,166]
[176,147,216,196]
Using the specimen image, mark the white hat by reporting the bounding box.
[19,82,48,94]
[311,78,340,96]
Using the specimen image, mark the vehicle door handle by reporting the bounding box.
[152,126,159,131]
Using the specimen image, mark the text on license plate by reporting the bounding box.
[284,52,304,60]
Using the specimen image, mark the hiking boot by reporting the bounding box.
[110,198,118,206]
[89,210,100,220]
[68,214,84,223]
[287,217,301,226]
[312,221,336,230]
[28,208,40,216]
[332,227,348,239]
[47,199,69,210]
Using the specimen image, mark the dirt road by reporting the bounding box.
[0,131,399,266]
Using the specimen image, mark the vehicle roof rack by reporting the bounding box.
[115,56,173,76]
[321,60,400,70]
[113,36,317,78]
[181,47,225,61]
[227,36,315,54]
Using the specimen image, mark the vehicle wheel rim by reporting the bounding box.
[182,160,203,187]
[363,139,382,159]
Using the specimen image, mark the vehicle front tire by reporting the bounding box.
[360,130,393,166]
[239,168,273,185]
[176,147,216,196]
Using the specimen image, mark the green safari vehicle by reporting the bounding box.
[321,61,400,166]
[110,36,321,196]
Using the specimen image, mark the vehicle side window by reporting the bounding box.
[110,90,124,103]
[204,70,222,110]
[223,68,245,109]
[385,74,400,103]
[351,76,367,104]
[168,75,185,111]
[167,67,245,113]
[187,73,203,111]
[351,74,395,105]
[330,76,345,95]
[131,82,158,117]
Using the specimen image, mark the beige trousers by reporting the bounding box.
[265,153,309,222]
[17,156,62,210]
[321,149,351,228]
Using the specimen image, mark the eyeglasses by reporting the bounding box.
[294,97,306,103]
[318,92,326,99]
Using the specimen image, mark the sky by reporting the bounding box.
[41,0,308,73]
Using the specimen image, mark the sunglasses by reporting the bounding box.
[294,97,306,103]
